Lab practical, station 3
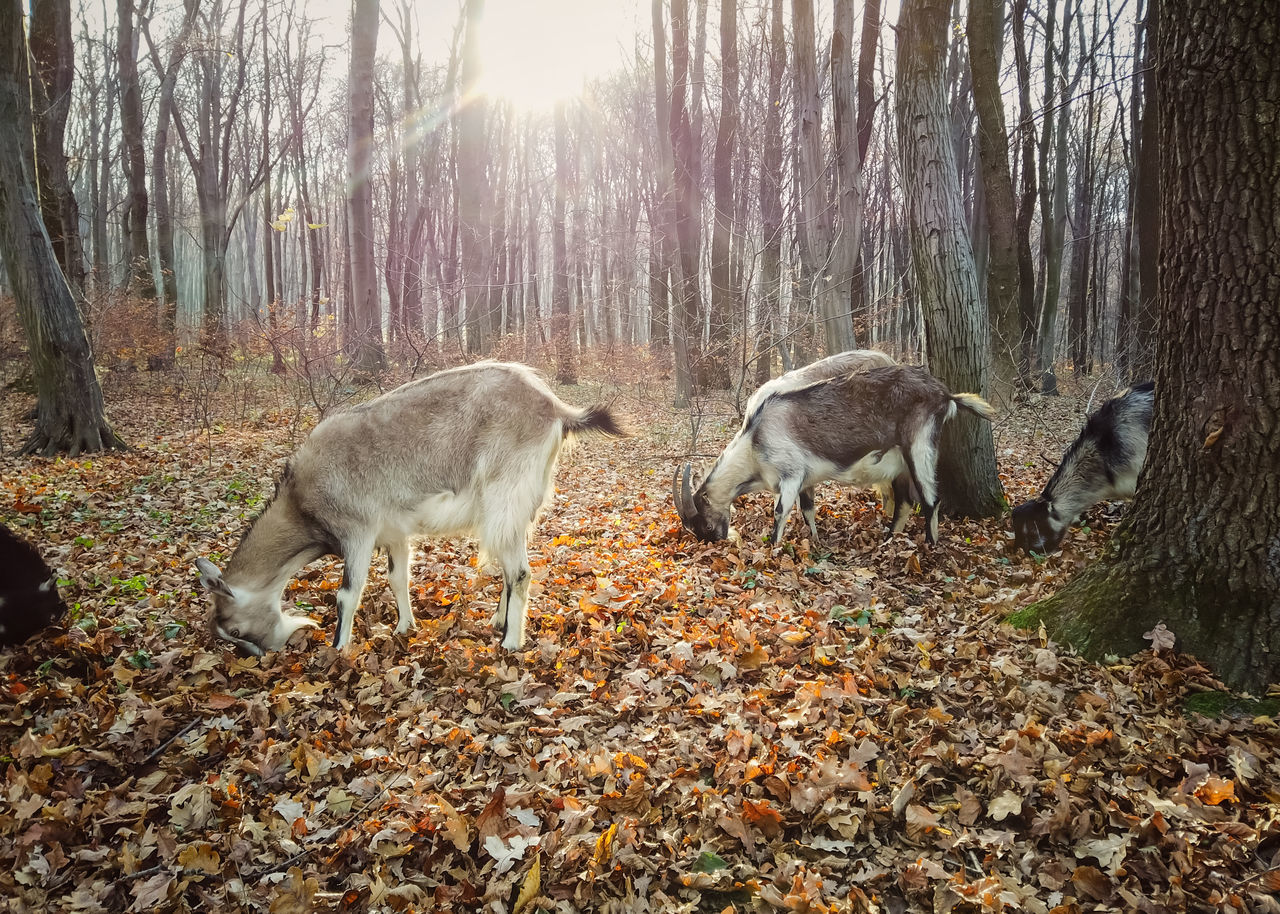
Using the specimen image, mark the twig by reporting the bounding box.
[243,768,408,881]
[140,717,203,766]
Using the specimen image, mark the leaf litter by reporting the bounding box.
[1,370,1278,914]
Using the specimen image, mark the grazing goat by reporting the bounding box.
[738,349,899,539]
[674,365,995,547]
[1012,381,1153,554]
[196,362,624,655]
[0,524,67,646]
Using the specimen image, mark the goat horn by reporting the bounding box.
[672,466,689,521]
[680,463,696,523]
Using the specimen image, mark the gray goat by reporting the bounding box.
[196,362,624,655]
[674,365,995,546]
[1012,381,1153,553]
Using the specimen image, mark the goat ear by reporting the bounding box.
[196,557,235,599]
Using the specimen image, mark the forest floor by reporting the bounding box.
[1,355,1278,914]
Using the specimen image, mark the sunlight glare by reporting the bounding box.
[478,0,635,110]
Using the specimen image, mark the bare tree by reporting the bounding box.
[755,0,786,385]
[669,0,700,407]
[967,0,1027,391]
[0,0,122,455]
[116,0,156,302]
[706,0,737,389]
[139,4,195,367]
[551,101,577,384]
[347,0,386,373]
[794,0,855,355]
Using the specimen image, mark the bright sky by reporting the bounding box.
[303,0,644,111]
[479,0,644,109]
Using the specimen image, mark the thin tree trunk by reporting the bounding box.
[669,0,701,407]
[756,0,786,386]
[706,0,737,389]
[29,0,86,301]
[346,0,385,374]
[968,0,1026,393]
[551,101,577,384]
[116,0,156,303]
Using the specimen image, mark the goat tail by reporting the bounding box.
[564,404,628,439]
[952,393,996,422]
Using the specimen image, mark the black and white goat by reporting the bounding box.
[674,365,995,546]
[0,524,67,646]
[196,362,624,655]
[1011,381,1153,554]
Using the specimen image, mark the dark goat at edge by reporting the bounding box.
[0,524,67,646]
[674,365,996,546]
[1011,381,1153,554]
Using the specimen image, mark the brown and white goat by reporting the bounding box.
[738,349,898,538]
[674,365,995,546]
[1012,381,1153,553]
[196,362,624,655]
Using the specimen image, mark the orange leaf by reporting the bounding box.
[1195,776,1236,805]
[742,798,783,837]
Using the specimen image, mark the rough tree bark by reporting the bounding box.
[0,1,123,455]
[895,0,1004,518]
[1032,0,1280,694]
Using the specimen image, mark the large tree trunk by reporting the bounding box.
[895,0,1004,519]
[0,1,122,455]
[346,0,385,374]
[1033,0,1280,694]
[967,0,1026,393]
